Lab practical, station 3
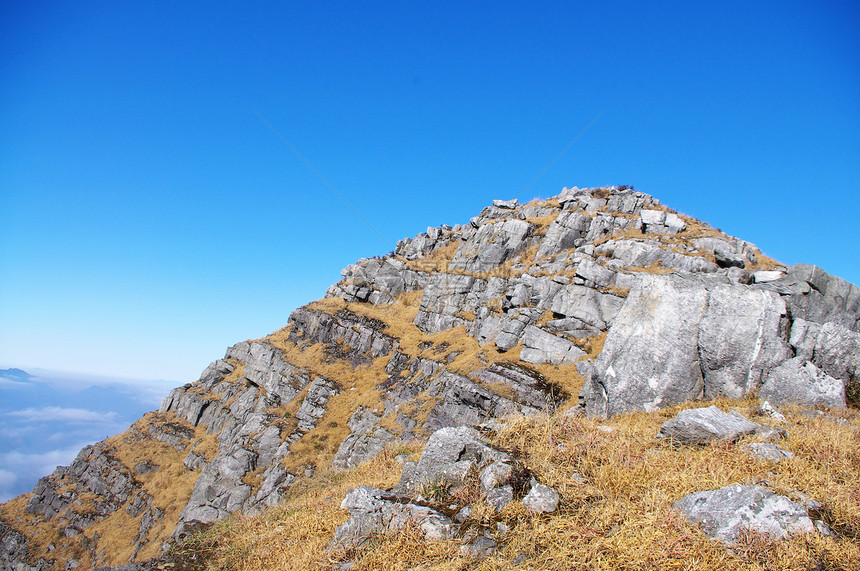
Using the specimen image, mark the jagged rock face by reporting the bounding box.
[3,185,858,569]
[581,263,858,418]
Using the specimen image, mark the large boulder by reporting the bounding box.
[580,275,710,418]
[581,275,793,418]
[698,284,793,399]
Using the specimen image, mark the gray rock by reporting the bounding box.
[756,400,786,422]
[596,240,719,273]
[294,377,339,432]
[714,248,746,269]
[759,358,845,409]
[581,275,709,418]
[575,258,615,289]
[332,409,396,471]
[471,362,569,411]
[0,522,52,571]
[789,319,860,385]
[581,275,795,418]
[421,371,541,432]
[460,532,496,556]
[790,263,857,304]
[486,485,514,513]
[454,505,472,523]
[522,483,559,513]
[549,283,624,331]
[331,486,455,548]
[753,270,785,283]
[288,308,395,365]
[536,211,592,259]
[520,326,586,366]
[742,443,794,463]
[493,198,518,209]
[449,219,535,273]
[639,210,687,234]
[225,341,305,404]
[673,485,817,544]
[698,284,793,399]
[751,423,787,442]
[395,427,509,495]
[479,461,513,492]
[657,406,758,445]
[414,273,488,333]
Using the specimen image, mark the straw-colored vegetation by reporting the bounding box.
[172,401,859,571]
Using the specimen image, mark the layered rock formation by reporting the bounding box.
[2,185,857,569]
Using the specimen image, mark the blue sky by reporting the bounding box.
[1,0,858,384]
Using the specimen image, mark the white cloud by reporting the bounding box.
[0,445,89,503]
[5,407,118,423]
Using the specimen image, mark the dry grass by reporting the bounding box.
[601,285,630,297]
[402,242,460,274]
[192,401,859,571]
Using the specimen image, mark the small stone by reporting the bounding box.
[486,485,514,513]
[753,270,786,283]
[522,483,559,513]
[460,533,496,556]
[454,506,472,523]
[757,401,786,422]
[480,461,513,492]
[752,423,787,442]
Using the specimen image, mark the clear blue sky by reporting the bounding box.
[1,0,858,383]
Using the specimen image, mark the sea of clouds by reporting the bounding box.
[0,368,177,502]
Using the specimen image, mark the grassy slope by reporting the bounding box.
[173,402,860,571]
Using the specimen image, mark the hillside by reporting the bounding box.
[1,186,858,570]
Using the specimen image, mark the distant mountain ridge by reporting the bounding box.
[1,186,858,570]
[0,368,33,382]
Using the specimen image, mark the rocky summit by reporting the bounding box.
[1,186,858,570]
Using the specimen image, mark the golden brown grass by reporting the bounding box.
[192,401,859,571]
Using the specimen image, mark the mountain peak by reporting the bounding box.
[2,186,858,570]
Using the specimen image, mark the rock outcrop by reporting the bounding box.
[2,185,857,569]
[331,426,539,550]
